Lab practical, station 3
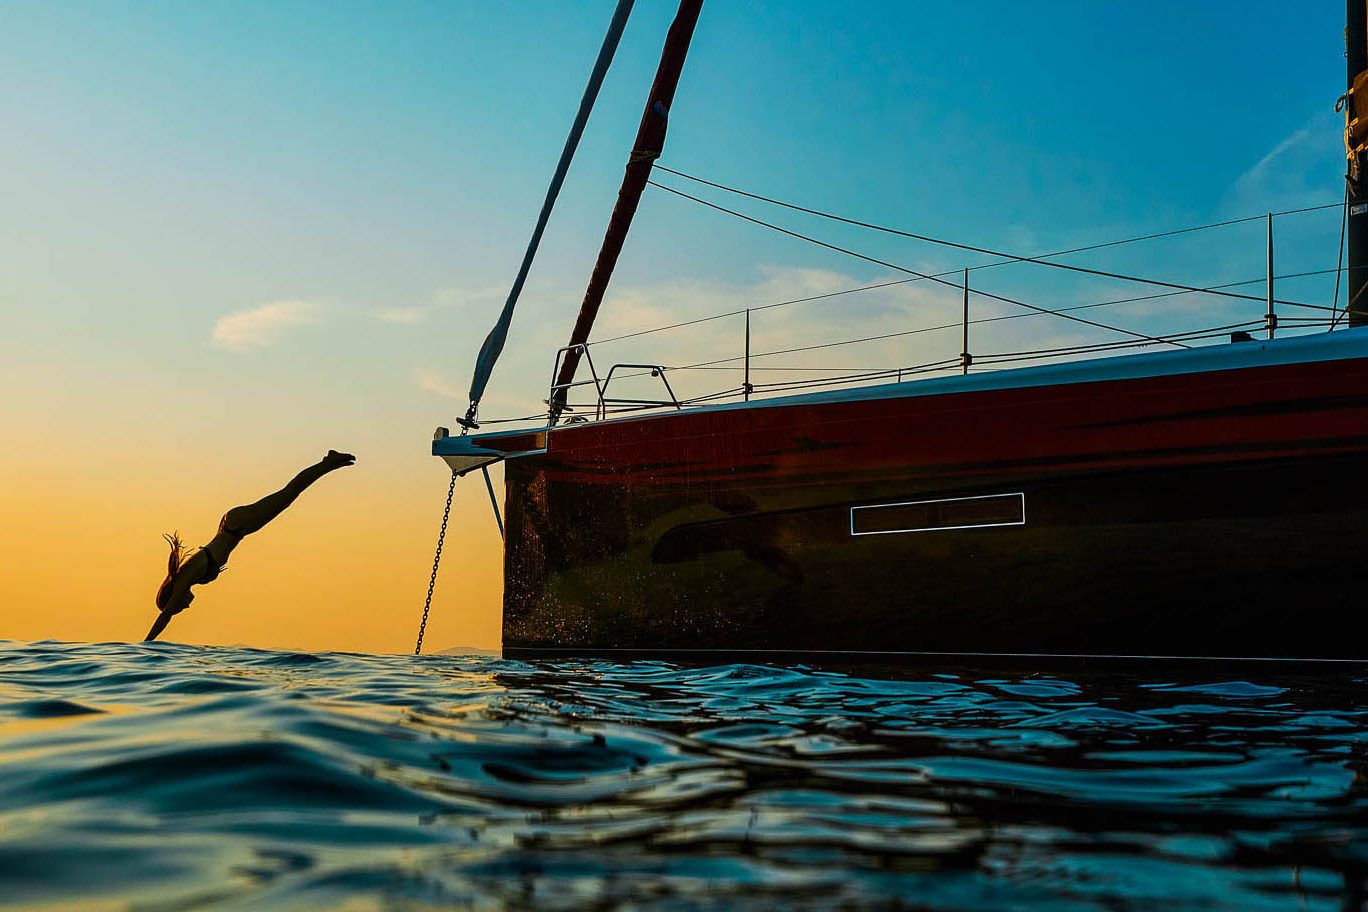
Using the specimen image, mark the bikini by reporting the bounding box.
[198,524,246,584]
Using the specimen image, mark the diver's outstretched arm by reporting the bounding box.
[222,450,355,537]
[145,611,173,642]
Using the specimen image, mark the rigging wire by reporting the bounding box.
[590,275,925,345]
[656,165,1341,258]
[1329,188,1350,329]
[675,268,1332,368]
[590,190,1340,348]
[589,265,1343,357]
[668,312,1246,373]
[472,159,1343,428]
[647,172,1326,311]
[645,180,1189,349]
[583,182,1339,366]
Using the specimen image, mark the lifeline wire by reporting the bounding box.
[547,265,1341,418]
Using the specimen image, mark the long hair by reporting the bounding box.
[155,532,185,611]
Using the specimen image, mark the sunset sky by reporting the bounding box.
[0,1,1347,653]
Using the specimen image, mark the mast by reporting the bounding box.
[1348,0,1368,325]
[550,0,705,421]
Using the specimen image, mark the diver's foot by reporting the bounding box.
[323,449,356,470]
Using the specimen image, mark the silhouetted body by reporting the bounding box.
[145,450,355,642]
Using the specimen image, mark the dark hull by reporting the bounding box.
[455,335,1368,661]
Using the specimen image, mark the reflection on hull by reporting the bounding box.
[479,337,1368,661]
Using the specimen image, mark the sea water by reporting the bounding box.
[0,641,1365,911]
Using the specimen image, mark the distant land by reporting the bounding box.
[438,645,501,656]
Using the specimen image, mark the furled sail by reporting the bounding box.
[462,0,635,431]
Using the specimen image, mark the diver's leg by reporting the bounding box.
[222,451,355,536]
[223,466,327,535]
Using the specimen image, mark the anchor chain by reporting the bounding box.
[415,471,457,656]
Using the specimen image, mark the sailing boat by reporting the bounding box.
[434,1,1368,661]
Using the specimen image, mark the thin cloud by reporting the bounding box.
[1228,111,1339,211]
[212,300,323,351]
[416,368,465,400]
[370,306,426,325]
[417,368,544,417]
[368,285,507,325]
[1233,126,1312,195]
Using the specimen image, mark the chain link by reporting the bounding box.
[415,471,457,656]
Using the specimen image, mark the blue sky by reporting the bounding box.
[0,0,1348,424]
[0,2,1354,649]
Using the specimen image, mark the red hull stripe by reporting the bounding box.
[529,354,1368,487]
[445,331,1368,487]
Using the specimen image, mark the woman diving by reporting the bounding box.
[145,449,356,642]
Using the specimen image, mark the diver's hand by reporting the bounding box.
[145,611,173,642]
[322,449,356,470]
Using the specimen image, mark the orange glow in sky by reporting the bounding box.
[0,429,504,653]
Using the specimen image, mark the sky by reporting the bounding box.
[0,1,1349,653]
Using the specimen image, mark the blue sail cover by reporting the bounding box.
[464,0,635,426]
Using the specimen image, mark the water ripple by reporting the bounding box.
[0,640,1365,910]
